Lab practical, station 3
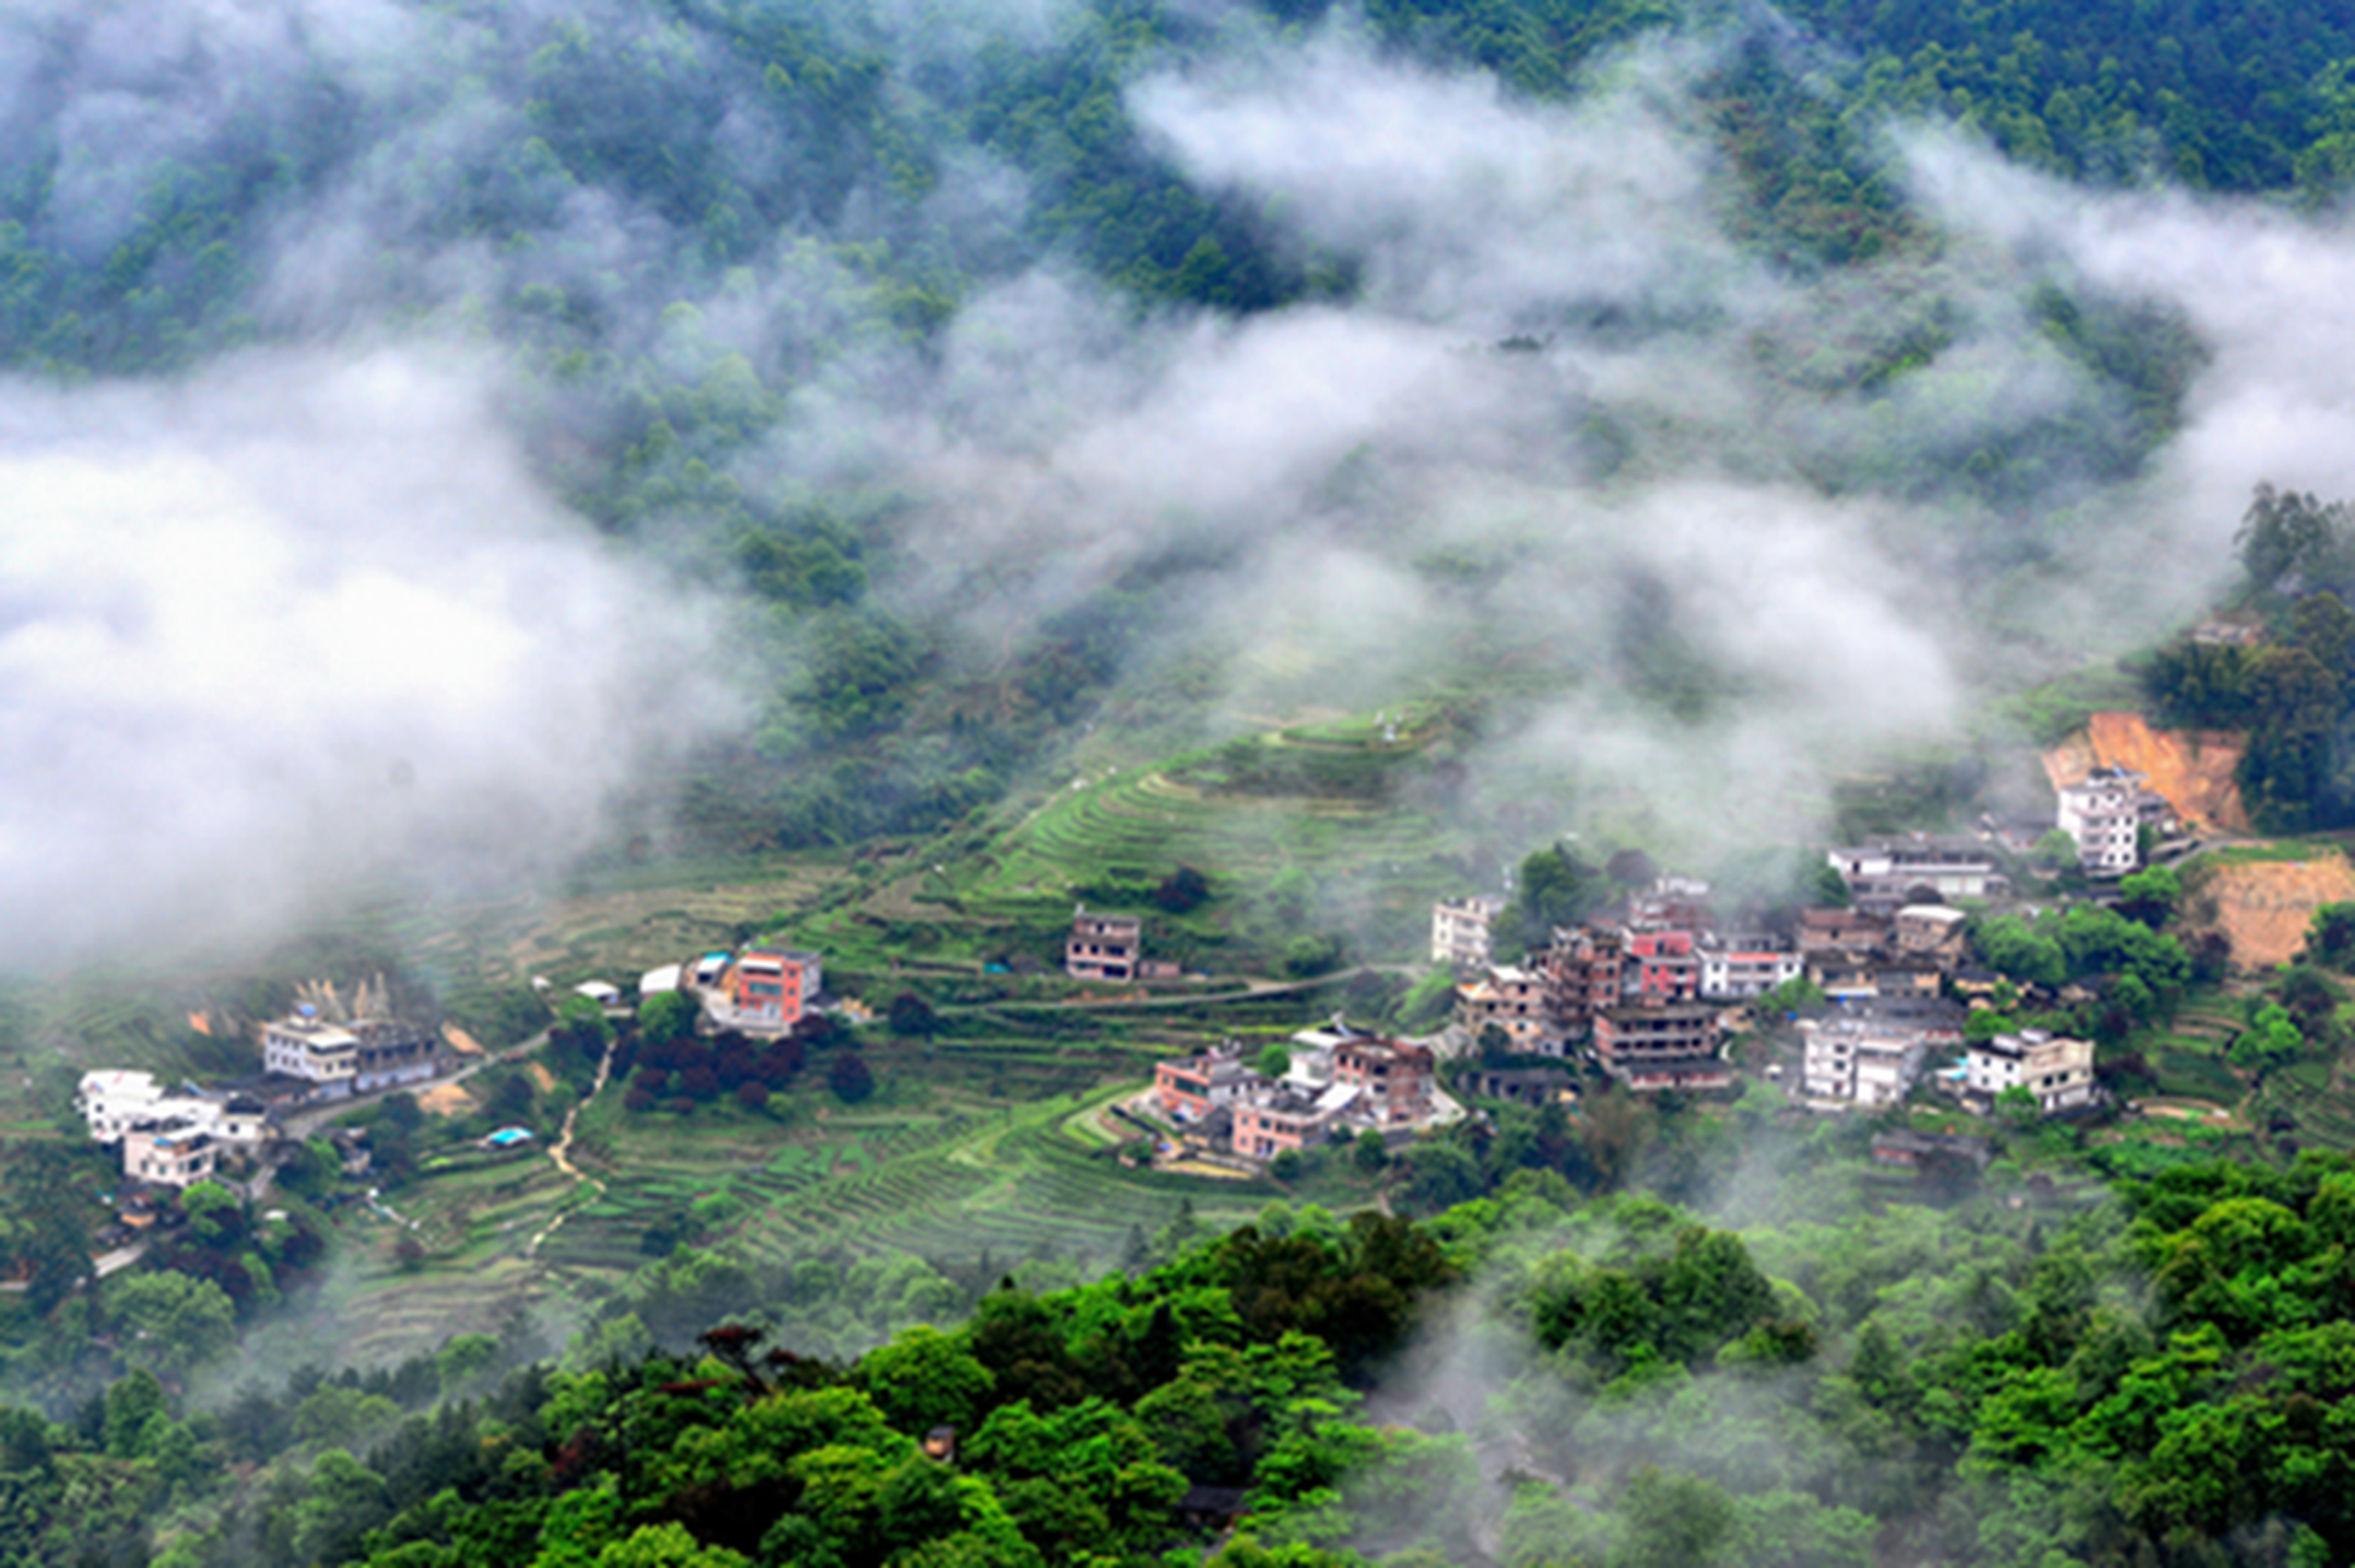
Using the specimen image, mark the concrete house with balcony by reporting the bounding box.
[120,1120,219,1188]
[1230,1083,1360,1159]
[1594,1002,1729,1092]
[1333,1037,1436,1125]
[263,1013,360,1095]
[1698,937,1803,1000]
[1797,909,1893,955]
[2057,766,2175,876]
[1153,1042,1264,1123]
[1966,1029,2098,1114]
[1893,904,1970,961]
[717,945,823,1035]
[1455,965,1549,1052]
[1066,908,1145,982]
[1430,895,1507,971]
[1827,837,2010,913]
[1541,925,1626,1037]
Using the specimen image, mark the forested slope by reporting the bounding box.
[10,1158,2355,1566]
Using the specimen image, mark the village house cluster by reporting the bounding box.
[73,1071,270,1190]
[77,935,852,1202]
[1444,873,1782,1094]
[74,976,455,1192]
[1438,830,2105,1120]
[1148,1021,1448,1164]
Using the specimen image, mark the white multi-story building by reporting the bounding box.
[75,1071,268,1147]
[1826,837,2010,911]
[1431,895,1507,970]
[119,1120,219,1188]
[1966,1030,2097,1114]
[264,1013,360,1088]
[1698,939,1802,1000]
[2056,767,2174,876]
[1799,1019,1932,1107]
[76,1070,178,1143]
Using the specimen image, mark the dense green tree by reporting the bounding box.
[105,1272,236,1380]
[1502,844,1605,952]
[1617,1467,1739,1568]
[638,992,698,1048]
[2229,1004,2308,1073]
[2115,865,2181,927]
[860,1326,995,1435]
[2307,901,2355,968]
[888,994,938,1038]
[828,1051,877,1104]
[1974,914,2066,990]
[24,1149,2355,1566]
[1153,866,1210,913]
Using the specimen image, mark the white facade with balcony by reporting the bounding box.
[2057,767,2172,876]
[1800,1021,1930,1107]
[1966,1030,2097,1113]
[1431,895,1507,970]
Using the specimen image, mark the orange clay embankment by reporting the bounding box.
[2187,853,2355,971]
[2043,710,2250,832]
[414,1080,475,1118]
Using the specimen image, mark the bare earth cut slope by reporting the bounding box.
[2043,710,2250,831]
[2187,852,2355,970]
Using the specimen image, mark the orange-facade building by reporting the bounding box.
[728,946,823,1030]
[1153,1043,1255,1121]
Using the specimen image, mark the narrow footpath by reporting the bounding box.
[527,1040,614,1259]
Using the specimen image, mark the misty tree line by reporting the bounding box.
[2141,483,2355,832]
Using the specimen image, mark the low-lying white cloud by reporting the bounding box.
[1903,130,2355,568]
[1133,27,1742,325]
[0,349,731,965]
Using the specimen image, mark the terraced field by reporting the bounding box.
[2141,1003,2248,1106]
[267,1029,1285,1369]
[995,770,1454,902]
[707,701,1512,990]
[860,746,1468,963]
[497,853,849,991]
[547,1049,1272,1282]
